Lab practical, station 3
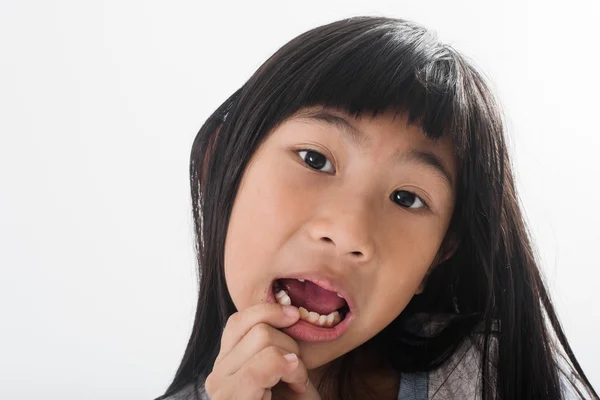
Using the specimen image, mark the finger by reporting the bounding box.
[217,303,300,363]
[218,322,300,375]
[295,378,321,399]
[235,346,300,396]
[279,355,309,394]
[276,377,321,400]
[261,390,272,400]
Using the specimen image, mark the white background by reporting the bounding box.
[1,1,598,398]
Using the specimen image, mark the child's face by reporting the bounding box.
[224,106,457,369]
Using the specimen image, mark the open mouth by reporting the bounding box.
[272,278,350,329]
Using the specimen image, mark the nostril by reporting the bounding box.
[351,251,362,256]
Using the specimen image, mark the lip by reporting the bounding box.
[265,272,357,342]
[281,311,354,342]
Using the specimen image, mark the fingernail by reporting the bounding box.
[283,353,298,362]
[283,305,299,318]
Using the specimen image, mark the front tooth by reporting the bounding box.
[325,312,335,327]
[299,307,309,319]
[297,278,305,282]
[336,293,343,298]
[279,294,292,306]
[308,311,320,323]
[275,290,287,300]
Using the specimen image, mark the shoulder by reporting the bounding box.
[424,331,594,399]
[426,333,494,399]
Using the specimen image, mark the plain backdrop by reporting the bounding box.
[1,1,599,398]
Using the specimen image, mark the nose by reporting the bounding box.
[307,192,376,262]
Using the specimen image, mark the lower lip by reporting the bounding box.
[281,312,353,342]
[265,285,353,342]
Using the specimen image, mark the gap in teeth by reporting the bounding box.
[274,288,344,327]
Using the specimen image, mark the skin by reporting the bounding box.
[222,105,458,397]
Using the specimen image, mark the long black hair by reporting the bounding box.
[156,16,598,399]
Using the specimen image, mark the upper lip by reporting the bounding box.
[272,270,357,313]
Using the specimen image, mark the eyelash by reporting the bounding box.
[296,148,430,211]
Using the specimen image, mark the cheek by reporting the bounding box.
[223,160,302,309]
[389,215,448,272]
[362,235,442,325]
[224,186,269,309]
[370,266,427,315]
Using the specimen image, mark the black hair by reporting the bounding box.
[156,16,598,399]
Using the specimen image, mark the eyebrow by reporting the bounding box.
[293,109,454,189]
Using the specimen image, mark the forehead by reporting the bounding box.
[291,105,451,147]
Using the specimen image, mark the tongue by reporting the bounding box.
[278,278,347,315]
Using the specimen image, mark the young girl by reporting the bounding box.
[156,16,598,400]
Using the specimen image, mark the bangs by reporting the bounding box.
[238,17,473,162]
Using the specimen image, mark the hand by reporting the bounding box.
[205,303,321,400]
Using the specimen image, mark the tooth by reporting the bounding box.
[299,307,309,319]
[308,311,319,323]
[337,293,343,298]
[297,278,305,282]
[275,290,287,300]
[333,311,341,325]
[317,315,327,326]
[326,312,335,327]
[297,309,343,328]
[279,294,292,306]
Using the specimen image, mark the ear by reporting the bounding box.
[415,278,428,295]
[439,233,460,264]
[415,234,460,295]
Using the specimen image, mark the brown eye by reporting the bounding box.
[390,190,428,210]
[297,149,335,173]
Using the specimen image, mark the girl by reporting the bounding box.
[156,16,598,399]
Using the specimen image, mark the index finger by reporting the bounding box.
[217,302,300,364]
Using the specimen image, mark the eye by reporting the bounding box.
[297,149,335,173]
[390,190,428,210]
